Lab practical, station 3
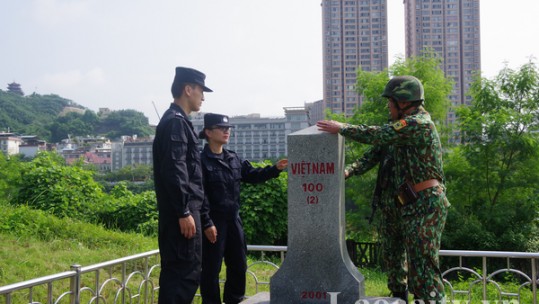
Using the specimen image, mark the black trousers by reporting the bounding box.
[200,216,247,304]
[158,211,202,304]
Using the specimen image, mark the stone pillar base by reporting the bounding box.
[240,292,404,304]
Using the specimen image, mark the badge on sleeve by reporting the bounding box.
[392,119,407,131]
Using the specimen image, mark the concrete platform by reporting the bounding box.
[241,292,403,304]
[241,292,270,304]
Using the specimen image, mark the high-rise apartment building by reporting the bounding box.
[322,0,389,116]
[404,0,481,124]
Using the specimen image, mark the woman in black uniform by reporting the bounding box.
[198,113,287,304]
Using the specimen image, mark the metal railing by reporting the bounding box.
[0,249,161,304]
[440,250,539,303]
[1,246,537,303]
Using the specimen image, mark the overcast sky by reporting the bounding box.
[1,0,538,125]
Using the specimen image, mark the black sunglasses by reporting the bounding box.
[211,126,231,132]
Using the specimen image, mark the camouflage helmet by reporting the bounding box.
[381,76,424,103]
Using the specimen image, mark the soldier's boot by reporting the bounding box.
[393,290,409,304]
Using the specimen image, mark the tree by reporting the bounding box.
[48,111,96,143]
[106,164,153,182]
[354,53,454,128]
[0,153,22,202]
[96,164,155,194]
[98,110,154,140]
[0,91,155,143]
[443,60,539,251]
[0,91,70,139]
[82,110,99,126]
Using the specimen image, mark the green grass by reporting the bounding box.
[361,267,391,297]
[447,276,532,303]
[0,203,157,286]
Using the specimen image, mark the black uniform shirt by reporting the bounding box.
[200,144,281,228]
[153,103,204,220]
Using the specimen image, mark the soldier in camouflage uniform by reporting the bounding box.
[317,76,450,304]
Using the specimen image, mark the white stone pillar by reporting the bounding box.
[270,126,364,303]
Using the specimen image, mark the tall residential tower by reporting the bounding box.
[404,0,481,124]
[322,0,389,116]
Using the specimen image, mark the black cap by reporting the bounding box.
[204,113,232,128]
[171,67,213,98]
[199,113,234,139]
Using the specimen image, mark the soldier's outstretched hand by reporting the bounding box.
[317,120,344,134]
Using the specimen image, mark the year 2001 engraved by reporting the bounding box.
[300,291,399,304]
[300,291,328,300]
[300,291,344,303]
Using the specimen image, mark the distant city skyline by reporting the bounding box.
[0,1,537,125]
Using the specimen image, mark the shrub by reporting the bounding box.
[240,161,288,245]
[14,152,105,220]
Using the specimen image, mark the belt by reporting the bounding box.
[413,179,439,192]
[396,179,440,207]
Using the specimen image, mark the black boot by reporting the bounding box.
[392,290,409,304]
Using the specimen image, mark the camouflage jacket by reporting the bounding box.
[340,106,445,205]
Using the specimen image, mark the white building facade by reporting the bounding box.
[0,133,22,156]
[111,136,154,171]
[191,107,310,162]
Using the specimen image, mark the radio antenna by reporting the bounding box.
[152,101,161,120]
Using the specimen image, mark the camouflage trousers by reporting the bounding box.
[379,186,450,303]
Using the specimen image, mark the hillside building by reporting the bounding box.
[111,135,153,171]
[0,132,22,156]
[58,136,112,172]
[19,136,47,158]
[6,82,24,96]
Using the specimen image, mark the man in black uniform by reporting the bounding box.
[198,113,288,304]
[153,66,212,304]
